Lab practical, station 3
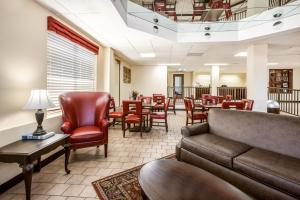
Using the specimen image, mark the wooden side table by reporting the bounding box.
[0,134,70,200]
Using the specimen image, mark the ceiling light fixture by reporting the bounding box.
[204,26,210,31]
[273,13,282,18]
[153,25,159,33]
[140,53,156,58]
[159,63,181,66]
[273,21,282,27]
[234,52,247,57]
[153,18,159,23]
[204,63,228,66]
[267,62,279,66]
[204,32,211,37]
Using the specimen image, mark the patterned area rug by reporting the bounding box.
[92,154,176,200]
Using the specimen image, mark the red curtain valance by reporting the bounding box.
[47,16,99,54]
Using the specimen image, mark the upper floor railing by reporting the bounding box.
[269,0,292,9]
[217,87,247,100]
[268,87,300,116]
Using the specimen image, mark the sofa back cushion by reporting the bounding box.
[208,109,300,159]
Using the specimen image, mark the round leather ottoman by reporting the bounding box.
[138,160,254,200]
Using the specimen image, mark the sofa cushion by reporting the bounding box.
[181,134,251,168]
[234,148,300,198]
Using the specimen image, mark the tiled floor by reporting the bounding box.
[0,111,186,200]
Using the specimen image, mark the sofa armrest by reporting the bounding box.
[61,122,73,134]
[181,122,209,138]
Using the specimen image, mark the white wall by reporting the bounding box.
[132,66,168,96]
[293,68,300,89]
[193,72,246,87]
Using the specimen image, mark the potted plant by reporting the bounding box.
[131,90,139,100]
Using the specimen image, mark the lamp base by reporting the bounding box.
[33,109,47,136]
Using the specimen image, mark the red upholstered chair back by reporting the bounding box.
[164,98,171,112]
[242,99,254,111]
[59,92,110,129]
[153,95,165,103]
[122,100,142,116]
[137,95,144,101]
[222,101,245,110]
[201,94,211,99]
[226,95,233,101]
[217,96,225,103]
[184,98,193,113]
[144,97,152,104]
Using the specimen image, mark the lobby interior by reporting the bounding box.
[1,0,300,200]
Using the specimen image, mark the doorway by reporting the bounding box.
[173,74,184,97]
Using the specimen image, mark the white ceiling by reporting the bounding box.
[36,0,300,73]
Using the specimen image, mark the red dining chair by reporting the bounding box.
[59,92,110,157]
[108,97,124,127]
[221,101,245,110]
[168,95,177,114]
[242,99,254,111]
[153,95,165,111]
[150,98,170,132]
[191,94,203,108]
[122,100,144,138]
[184,98,207,125]
[226,95,233,101]
[201,94,211,105]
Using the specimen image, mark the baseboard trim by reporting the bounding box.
[0,149,65,194]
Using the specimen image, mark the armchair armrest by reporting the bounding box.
[181,122,209,138]
[99,118,109,133]
[61,122,73,134]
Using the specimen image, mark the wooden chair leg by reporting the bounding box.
[165,119,168,132]
[174,107,176,115]
[112,119,116,127]
[140,121,143,138]
[192,118,194,125]
[186,117,188,126]
[104,144,108,157]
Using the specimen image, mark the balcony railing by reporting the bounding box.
[269,0,292,9]
[167,86,210,102]
[268,87,300,116]
[217,87,247,100]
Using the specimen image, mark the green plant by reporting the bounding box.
[131,90,139,99]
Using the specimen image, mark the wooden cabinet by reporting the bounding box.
[269,69,293,92]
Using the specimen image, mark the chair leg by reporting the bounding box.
[165,119,168,132]
[192,118,194,125]
[150,118,153,129]
[140,121,143,138]
[104,144,108,157]
[186,117,188,126]
[174,107,176,115]
[112,119,116,127]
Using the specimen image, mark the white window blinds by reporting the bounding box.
[47,31,96,116]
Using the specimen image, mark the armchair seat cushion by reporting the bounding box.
[233,148,300,198]
[150,112,166,119]
[109,111,123,118]
[70,126,104,143]
[125,114,143,123]
[181,134,251,168]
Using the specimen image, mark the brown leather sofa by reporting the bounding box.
[176,109,300,200]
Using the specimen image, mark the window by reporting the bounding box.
[47,31,96,116]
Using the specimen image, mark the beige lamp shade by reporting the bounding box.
[24,89,55,110]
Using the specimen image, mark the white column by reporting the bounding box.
[247,44,268,112]
[211,65,220,96]
[103,47,115,93]
[247,0,269,17]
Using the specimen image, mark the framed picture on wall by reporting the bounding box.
[123,66,131,84]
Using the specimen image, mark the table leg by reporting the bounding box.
[22,163,34,200]
[34,157,41,172]
[141,189,148,200]
[64,144,71,174]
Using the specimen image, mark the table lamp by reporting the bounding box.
[24,89,55,135]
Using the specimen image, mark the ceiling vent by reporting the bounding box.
[186,52,204,57]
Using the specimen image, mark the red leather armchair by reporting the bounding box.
[59,92,110,157]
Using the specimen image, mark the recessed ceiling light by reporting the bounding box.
[159,63,181,66]
[267,62,279,66]
[140,53,156,58]
[273,21,282,27]
[234,52,247,57]
[204,63,228,66]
